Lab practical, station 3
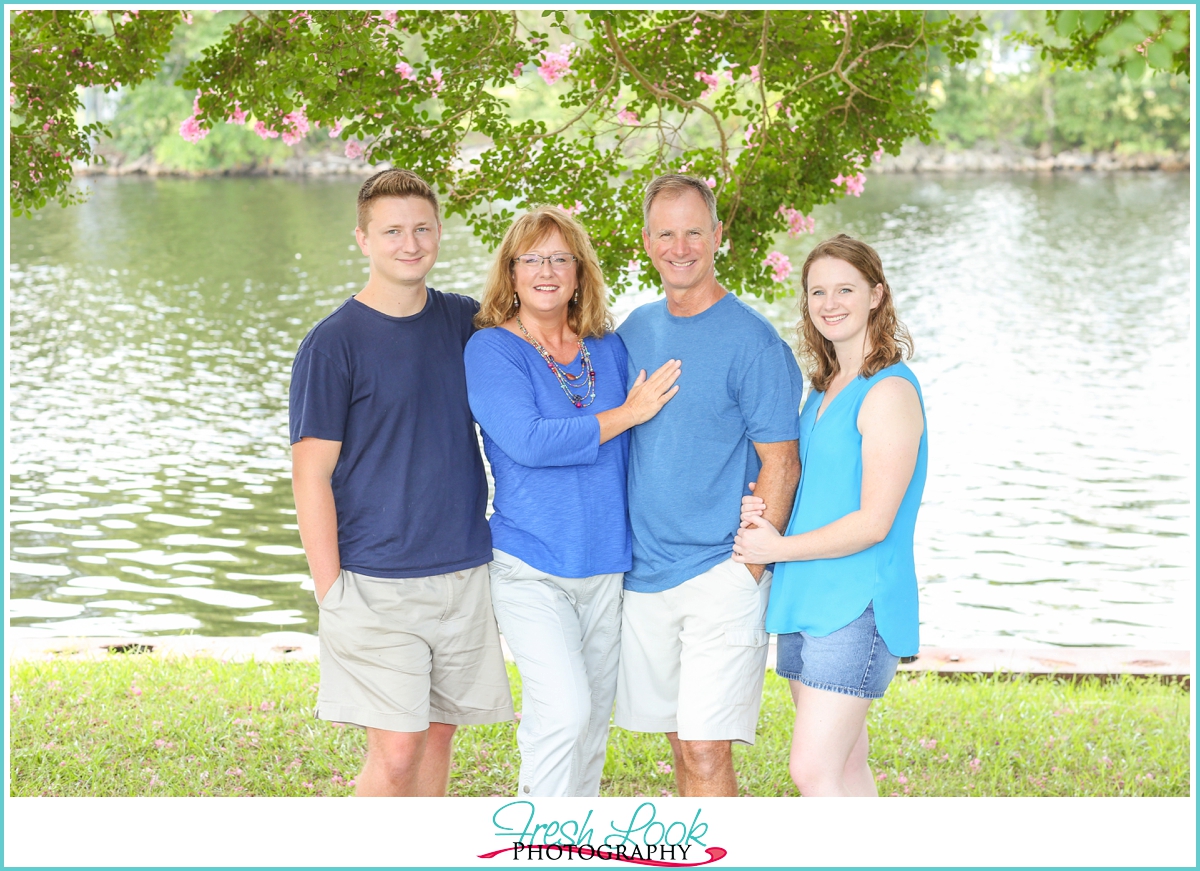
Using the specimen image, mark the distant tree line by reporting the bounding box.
[927,10,1189,156]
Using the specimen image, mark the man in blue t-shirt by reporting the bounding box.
[615,175,803,796]
[289,169,513,796]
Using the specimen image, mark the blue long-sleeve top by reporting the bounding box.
[464,326,632,578]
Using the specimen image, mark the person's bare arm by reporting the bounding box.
[291,437,343,602]
[740,439,801,580]
[734,377,923,565]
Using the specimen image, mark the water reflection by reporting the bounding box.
[8,173,1192,647]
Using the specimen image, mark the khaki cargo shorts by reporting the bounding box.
[316,564,515,732]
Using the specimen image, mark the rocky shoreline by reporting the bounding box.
[80,140,1189,179]
[871,140,1189,173]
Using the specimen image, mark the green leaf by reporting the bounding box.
[1055,10,1080,38]
[1132,10,1160,34]
[1080,11,1108,37]
[1122,53,1146,81]
[1160,30,1188,52]
[1146,41,1173,71]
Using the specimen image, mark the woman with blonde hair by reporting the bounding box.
[733,234,927,796]
[464,206,680,797]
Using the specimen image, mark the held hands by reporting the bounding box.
[739,481,766,528]
[733,515,784,565]
[623,359,681,426]
[733,482,783,565]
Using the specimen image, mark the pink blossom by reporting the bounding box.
[559,201,584,216]
[833,172,866,197]
[876,772,888,781]
[254,121,279,140]
[750,65,761,83]
[428,69,444,94]
[179,116,209,142]
[743,122,756,146]
[259,700,276,712]
[616,108,639,125]
[694,70,720,98]
[656,761,673,774]
[130,683,143,696]
[872,138,884,161]
[764,251,792,283]
[344,140,364,160]
[778,207,815,237]
[627,259,641,271]
[968,757,982,772]
[226,102,246,125]
[704,177,716,189]
[513,62,524,79]
[154,739,167,748]
[896,774,909,785]
[918,737,938,750]
[181,12,193,25]
[280,109,310,146]
[379,10,397,26]
[537,43,575,86]
[395,61,417,81]
[328,120,343,138]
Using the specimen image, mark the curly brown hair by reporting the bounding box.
[475,207,613,339]
[798,234,913,393]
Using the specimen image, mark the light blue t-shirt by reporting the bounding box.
[464,327,632,578]
[617,294,804,592]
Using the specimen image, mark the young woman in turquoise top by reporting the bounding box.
[733,234,927,797]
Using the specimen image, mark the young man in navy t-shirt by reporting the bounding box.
[289,169,513,796]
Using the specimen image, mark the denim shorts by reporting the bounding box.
[774,604,899,699]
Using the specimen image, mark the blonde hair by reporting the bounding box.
[357,168,440,230]
[798,234,913,393]
[475,207,613,339]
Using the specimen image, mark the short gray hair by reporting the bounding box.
[642,174,720,229]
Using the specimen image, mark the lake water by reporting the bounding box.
[7,172,1193,648]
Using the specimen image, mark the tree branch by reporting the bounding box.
[602,19,731,183]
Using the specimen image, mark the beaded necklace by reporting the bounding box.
[515,315,596,409]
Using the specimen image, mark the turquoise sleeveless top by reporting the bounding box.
[764,362,927,656]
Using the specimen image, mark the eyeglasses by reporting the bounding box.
[512,253,578,270]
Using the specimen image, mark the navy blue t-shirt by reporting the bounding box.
[289,289,492,578]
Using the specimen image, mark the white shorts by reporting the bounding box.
[614,558,771,745]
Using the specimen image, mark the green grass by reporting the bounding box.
[9,658,1190,797]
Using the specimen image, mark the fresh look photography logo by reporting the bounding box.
[478,801,727,865]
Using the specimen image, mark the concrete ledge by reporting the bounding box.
[7,636,1191,684]
[892,647,1191,686]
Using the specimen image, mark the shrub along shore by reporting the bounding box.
[77,139,1189,180]
[10,658,1189,797]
